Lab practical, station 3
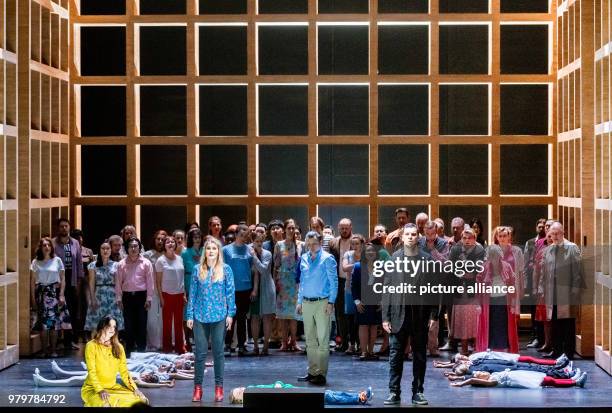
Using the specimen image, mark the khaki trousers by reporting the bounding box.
[303,299,332,377]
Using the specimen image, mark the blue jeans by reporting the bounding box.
[324,390,360,405]
[193,319,225,385]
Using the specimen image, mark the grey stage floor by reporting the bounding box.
[0,343,611,409]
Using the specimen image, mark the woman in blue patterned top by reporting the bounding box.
[186,236,235,403]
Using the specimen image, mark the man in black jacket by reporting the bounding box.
[382,224,438,406]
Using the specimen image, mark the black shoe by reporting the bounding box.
[297,373,315,382]
[543,351,560,359]
[383,393,401,405]
[309,375,326,386]
[412,393,428,405]
[237,347,250,357]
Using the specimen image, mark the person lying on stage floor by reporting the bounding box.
[449,369,587,388]
[444,362,579,380]
[228,381,373,405]
[50,360,195,380]
[33,368,177,388]
[433,351,570,369]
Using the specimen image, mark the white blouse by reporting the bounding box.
[31,257,65,285]
[155,254,185,294]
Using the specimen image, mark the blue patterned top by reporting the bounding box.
[185,264,236,324]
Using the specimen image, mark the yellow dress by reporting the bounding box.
[81,340,143,407]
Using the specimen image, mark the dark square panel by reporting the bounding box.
[81,26,125,76]
[199,26,247,75]
[318,205,369,236]
[500,144,548,194]
[139,26,186,75]
[200,206,247,230]
[501,84,548,135]
[439,84,488,135]
[200,145,247,195]
[140,86,187,136]
[318,0,368,13]
[318,85,369,135]
[81,86,126,137]
[259,145,308,195]
[378,205,429,236]
[501,25,548,74]
[259,206,308,232]
[199,0,246,13]
[82,206,127,249]
[378,0,429,13]
[501,0,548,13]
[140,145,187,195]
[199,85,247,136]
[318,26,368,75]
[439,25,488,74]
[259,86,308,136]
[378,85,429,135]
[141,206,188,247]
[439,144,488,195]
[379,145,428,195]
[81,146,126,196]
[259,0,308,13]
[318,145,369,195]
[378,25,428,74]
[259,26,308,75]
[439,0,488,13]
[81,0,125,15]
[439,205,488,242]
[501,205,549,246]
[140,0,187,14]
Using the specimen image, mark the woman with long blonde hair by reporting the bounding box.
[185,236,236,403]
[476,226,524,353]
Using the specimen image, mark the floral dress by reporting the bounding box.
[31,257,72,331]
[84,261,125,331]
[274,240,302,320]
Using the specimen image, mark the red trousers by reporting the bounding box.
[162,292,186,354]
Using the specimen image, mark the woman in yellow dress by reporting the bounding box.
[82,315,149,407]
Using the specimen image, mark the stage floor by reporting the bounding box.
[1,343,611,409]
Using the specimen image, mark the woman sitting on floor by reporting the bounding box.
[450,369,587,388]
[81,315,149,407]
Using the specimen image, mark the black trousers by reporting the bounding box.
[226,290,251,349]
[63,269,78,348]
[552,308,576,359]
[122,291,148,356]
[389,307,430,396]
[335,280,348,348]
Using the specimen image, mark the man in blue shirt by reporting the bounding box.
[296,231,338,386]
[223,224,255,356]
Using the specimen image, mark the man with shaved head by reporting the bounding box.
[415,213,429,237]
[329,218,353,353]
[540,222,583,359]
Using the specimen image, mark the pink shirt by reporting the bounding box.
[115,256,154,302]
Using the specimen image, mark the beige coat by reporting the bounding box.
[540,239,583,320]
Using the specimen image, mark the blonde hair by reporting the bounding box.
[199,236,225,282]
[492,226,512,245]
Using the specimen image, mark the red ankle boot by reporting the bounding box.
[214,385,224,402]
[192,385,202,402]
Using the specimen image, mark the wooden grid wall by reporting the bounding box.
[593,0,612,374]
[70,0,557,241]
[0,0,71,364]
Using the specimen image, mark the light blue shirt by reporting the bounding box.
[297,249,338,305]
